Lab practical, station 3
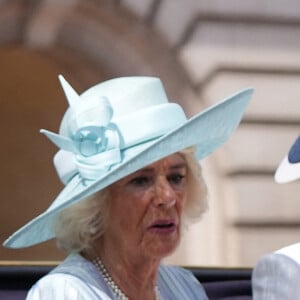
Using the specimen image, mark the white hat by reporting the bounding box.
[3,75,253,248]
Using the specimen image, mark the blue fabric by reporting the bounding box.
[32,253,208,300]
[252,253,300,300]
[288,135,300,163]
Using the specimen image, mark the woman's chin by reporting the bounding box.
[144,237,180,259]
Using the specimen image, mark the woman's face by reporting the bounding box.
[102,153,188,261]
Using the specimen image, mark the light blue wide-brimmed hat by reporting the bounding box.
[275,136,300,183]
[4,75,253,248]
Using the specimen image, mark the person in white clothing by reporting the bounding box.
[252,135,300,300]
[3,75,252,299]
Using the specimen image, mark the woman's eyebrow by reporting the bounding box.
[141,163,187,172]
[130,168,153,176]
[169,162,187,170]
[134,161,187,174]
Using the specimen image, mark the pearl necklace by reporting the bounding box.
[92,257,161,300]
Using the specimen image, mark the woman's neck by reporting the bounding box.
[92,240,161,300]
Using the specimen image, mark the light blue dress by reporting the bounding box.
[26,253,208,299]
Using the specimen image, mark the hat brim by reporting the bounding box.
[4,88,253,248]
[275,135,300,183]
[275,156,300,183]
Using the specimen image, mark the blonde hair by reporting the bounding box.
[54,149,208,253]
[180,148,208,227]
[54,189,110,253]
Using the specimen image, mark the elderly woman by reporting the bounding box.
[4,76,253,299]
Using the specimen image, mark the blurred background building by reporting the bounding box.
[1,0,300,268]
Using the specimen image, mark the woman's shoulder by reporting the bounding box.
[26,254,111,300]
[159,265,208,300]
[26,273,111,300]
[160,264,198,280]
[26,273,87,299]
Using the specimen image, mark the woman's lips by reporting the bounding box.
[147,219,177,234]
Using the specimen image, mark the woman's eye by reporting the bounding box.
[168,174,185,185]
[129,176,151,187]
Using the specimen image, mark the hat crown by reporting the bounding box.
[80,77,168,120]
[59,77,170,137]
[44,76,186,183]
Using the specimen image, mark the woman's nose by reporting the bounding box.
[153,177,176,208]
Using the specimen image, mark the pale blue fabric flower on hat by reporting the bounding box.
[41,76,122,183]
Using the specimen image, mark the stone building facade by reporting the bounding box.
[1,0,300,267]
